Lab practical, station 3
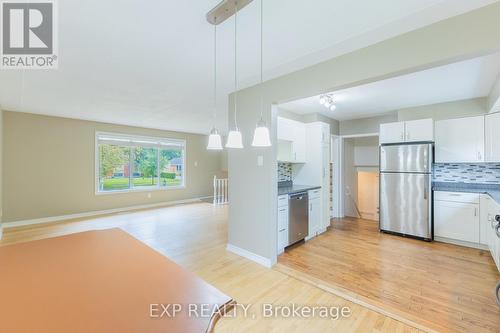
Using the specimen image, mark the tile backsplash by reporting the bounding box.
[278,162,293,182]
[433,163,500,184]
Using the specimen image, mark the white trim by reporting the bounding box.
[226,243,274,268]
[341,132,379,139]
[434,236,489,250]
[3,197,211,229]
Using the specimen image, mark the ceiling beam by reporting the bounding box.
[206,0,254,25]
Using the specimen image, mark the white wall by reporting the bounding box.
[488,75,500,113]
[353,137,379,167]
[340,114,397,136]
[227,3,500,265]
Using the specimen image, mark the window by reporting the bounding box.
[96,133,185,193]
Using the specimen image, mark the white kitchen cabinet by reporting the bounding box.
[487,198,500,271]
[379,119,433,144]
[379,122,405,144]
[277,117,305,163]
[485,112,500,162]
[277,195,289,254]
[434,192,480,243]
[405,119,434,142]
[480,195,493,246]
[435,116,484,163]
[308,189,321,238]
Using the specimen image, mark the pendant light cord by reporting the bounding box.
[213,18,217,127]
[259,0,264,119]
[233,2,239,130]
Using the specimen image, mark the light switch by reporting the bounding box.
[194,161,198,167]
[257,155,264,166]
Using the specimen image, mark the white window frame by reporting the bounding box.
[95,131,186,195]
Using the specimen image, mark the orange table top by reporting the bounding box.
[0,228,234,333]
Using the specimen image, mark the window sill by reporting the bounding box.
[95,185,186,196]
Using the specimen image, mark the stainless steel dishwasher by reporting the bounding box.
[288,192,309,245]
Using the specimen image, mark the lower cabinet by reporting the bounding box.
[307,189,322,239]
[277,195,289,254]
[434,192,479,244]
[434,191,500,272]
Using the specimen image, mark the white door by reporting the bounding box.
[405,119,433,142]
[277,117,295,141]
[309,198,321,237]
[379,122,405,144]
[277,206,289,252]
[479,195,492,246]
[434,201,480,243]
[485,112,500,162]
[435,116,485,163]
[292,123,306,163]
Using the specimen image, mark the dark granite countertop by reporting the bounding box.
[278,183,321,196]
[432,182,500,204]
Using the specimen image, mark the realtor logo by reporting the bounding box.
[1,0,58,69]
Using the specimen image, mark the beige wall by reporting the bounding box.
[277,108,340,134]
[2,112,222,222]
[339,113,397,136]
[227,3,500,263]
[397,97,487,121]
[0,110,3,238]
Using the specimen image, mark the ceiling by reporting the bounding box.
[0,0,498,134]
[279,53,500,120]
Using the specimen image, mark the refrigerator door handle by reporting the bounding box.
[424,182,427,200]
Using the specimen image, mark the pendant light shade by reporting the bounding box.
[207,127,223,150]
[251,0,271,148]
[252,118,272,147]
[226,130,244,148]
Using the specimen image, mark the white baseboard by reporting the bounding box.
[0,224,3,240]
[434,236,489,250]
[226,243,274,268]
[3,197,212,229]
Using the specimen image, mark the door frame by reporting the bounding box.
[333,133,380,219]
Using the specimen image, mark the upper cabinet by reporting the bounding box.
[485,112,500,162]
[405,119,434,142]
[277,117,306,163]
[435,116,485,163]
[379,121,405,144]
[379,119,433,144]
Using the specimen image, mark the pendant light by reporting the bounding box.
[251,0,272,147]
[207,18,223,150]
[226,4,244,149]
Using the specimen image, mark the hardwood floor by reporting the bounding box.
[0,203,420,333]
[278,217,500,333]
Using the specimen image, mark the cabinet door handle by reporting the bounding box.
[474,207,477,217]
[478,151,482,161]
[406,131,410,141]
[400,132,404,140]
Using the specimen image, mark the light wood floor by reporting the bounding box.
[278,217,500,333]
[0,203,420,333]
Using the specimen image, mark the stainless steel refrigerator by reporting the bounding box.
[379,143,433,240]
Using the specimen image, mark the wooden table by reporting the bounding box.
[0,228,234,333]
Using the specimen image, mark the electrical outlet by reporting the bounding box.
[194,161,198,167]
[257,155,264,167]
[147,193,152,199]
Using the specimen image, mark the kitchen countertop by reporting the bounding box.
[278,184,321,196]
[432,182,500,204]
